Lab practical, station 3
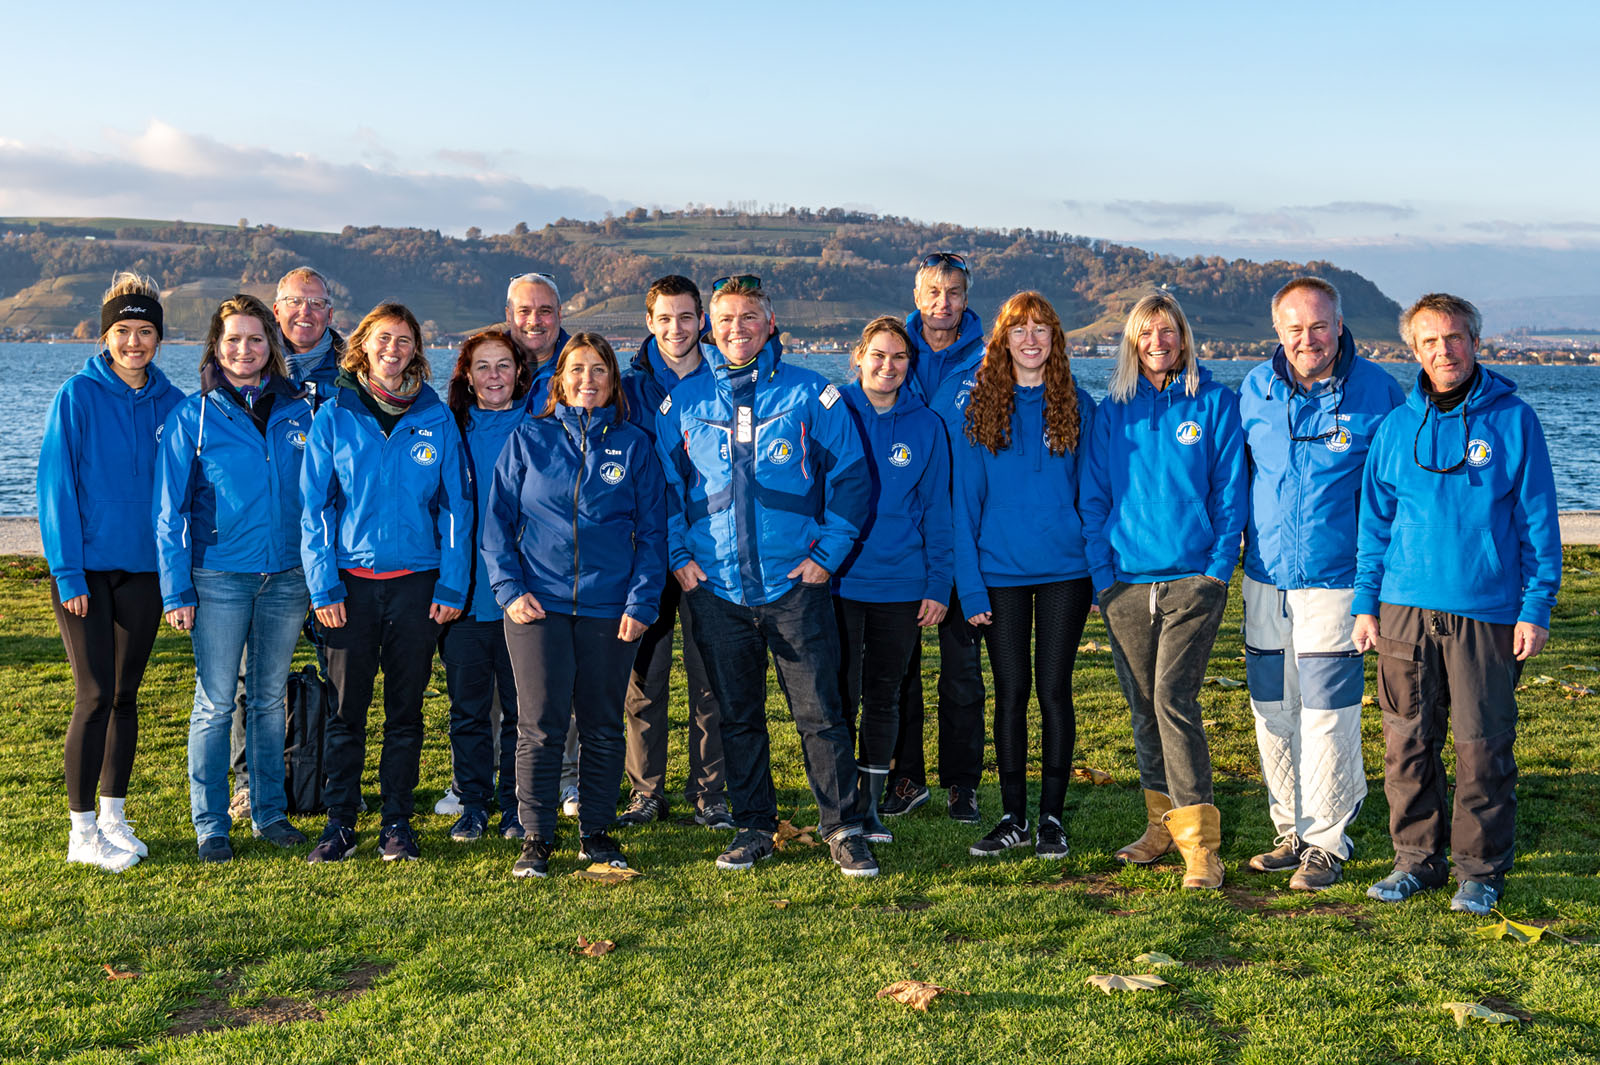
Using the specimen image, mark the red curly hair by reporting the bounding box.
[963,291,1080,456]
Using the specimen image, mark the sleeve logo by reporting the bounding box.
[819,384,841,409]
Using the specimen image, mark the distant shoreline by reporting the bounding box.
[7,514,1600,556]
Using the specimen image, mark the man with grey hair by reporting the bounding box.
[1236,277,1402,890]
[505,272,570,400]
[274,266,344,396]
[883,251,988,823]
[1353,292,1560,915]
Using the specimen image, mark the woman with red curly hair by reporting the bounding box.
[935,291,1095,861]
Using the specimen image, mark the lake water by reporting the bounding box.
[5,342,1599,514]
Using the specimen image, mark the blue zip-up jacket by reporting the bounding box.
[905,308,985,401]
[482,403,666,623]
[1354,366,1561,627]
[288,327,344,403]
[1080,364,1248,591]
[832,383,954,604]
[655,334,869,607]
[154,376,315,610]
[458,405,528,621]
[37,354,184,602]
[621,336,714,441]
[1240,329,1404,589]
[947,382,1096,617]
[523,328,572,411]
[298,380,472,609]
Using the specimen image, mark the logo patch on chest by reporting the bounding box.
[888,443,912,467]
[766,438,794,464]
[1175,420,1202,446]
[1467,439,1492,467]
[286,429,307,450]
[1326,427,1352,453]
[600,462,626,484]
[409,441,438,466]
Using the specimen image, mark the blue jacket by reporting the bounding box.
[621,336,714,441]
[905,308,985,401]
[1240,330,1404,589]
[154,376,315,610]
[832,383,954,604]
[947,382,1096,617]
[1080,365,1248,591]
[37,354,184,601]
[458,405,528,622]
[523,328,572,411]
[482,403,666,623]
[655,334,869,607]
[287,328,344,404]
[298,380,473,610]
[1354,366,1561,627]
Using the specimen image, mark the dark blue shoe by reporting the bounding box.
[500,812,525,839]
[450,808,489,842]
[307,821,357,864]
[198,836,234,863]
[379,820,420,861]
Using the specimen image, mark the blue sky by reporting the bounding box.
[4,1,1598,323]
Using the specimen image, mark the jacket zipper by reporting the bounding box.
[572,411,588,607]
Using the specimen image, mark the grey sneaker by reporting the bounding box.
[1248,833,1304,873]
[1450,880,1502,916]
[1288,847,1342,891]
[829,833,880,878]
[254,820,308,848]
[1366,868,1437,903]
[715,828,776,870]
[616,793,667,827]
[694,800,736,831]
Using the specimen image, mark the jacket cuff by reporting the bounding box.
[55,572,90,603]
[1518,603,1552,629]
[311,582,347,609]
[162,588,198,612]
[1090,567,1116,595]
[430,582,467,611]
[1351,592,1380,618]
[920,582,950,607]
[1204,560,1236,585]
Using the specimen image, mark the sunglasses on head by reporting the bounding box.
[508,271,557,284]
[711,274,762,294]
[919,252,968,272]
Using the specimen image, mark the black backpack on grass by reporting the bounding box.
[283,664,332,815]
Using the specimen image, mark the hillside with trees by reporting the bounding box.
[0,210,1402,344]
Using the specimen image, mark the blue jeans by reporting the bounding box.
[689,582,860,839]
[187,567,309,841]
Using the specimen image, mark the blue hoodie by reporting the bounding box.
[621,336,714,442]
[298,380,473,610]
[37,354,184,601]
[154,376,316,610]
[1239,329,1404,589]
[1354,365,1561,627]
[832,383,954,604]
[947,381,1096,617]
[905,308,985,401]
[458,404,528,622]
[1080,364,1248,591]
[655,334,869,607]
[482,403,666,623]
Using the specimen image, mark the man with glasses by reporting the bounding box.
[654,275,878,877]
[883,251,988,823]
[1353,292,1560,915]
[275,266,344,397]
[1237,277,1402,890]
[505,272,570,400]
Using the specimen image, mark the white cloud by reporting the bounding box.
[0,121,625,233]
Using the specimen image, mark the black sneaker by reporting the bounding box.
[450,808,489,842]
[578,831,627,868]
[829,833,880,878]
[253,819,308,848]
[616,792,668,827]
[947,785,980,823]
[198,836,234,863]
[1034,815,1069,859]
[694,800,736,831]
[500,812,525,840]
[307,820,358,864]
[969,815,1030,857]
[378,820,419,861]
[715,828,776,870]
[513,839,555,879]
[880,778,930,817]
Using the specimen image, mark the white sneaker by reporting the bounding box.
[68,828,139,872]
[100,818,149,858]
[559,786,580,818]
[433,788,463,817]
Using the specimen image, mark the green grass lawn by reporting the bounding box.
[1,552,1598,1064]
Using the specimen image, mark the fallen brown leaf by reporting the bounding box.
[1444,1002,1519,1027]
[1086,973,1170,994]
[772,899,790,910]
[774,820,820,851]
[1072,766,1113,786]
[102,964,138,981]
[574,936,615,957]
[569,863,643,884]
[876,980,970,1011]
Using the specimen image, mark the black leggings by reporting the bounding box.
[52,571,163,811]
[982,578,1093,822]
[834,597,921,766]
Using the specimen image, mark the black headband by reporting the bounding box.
[101,294,164,340]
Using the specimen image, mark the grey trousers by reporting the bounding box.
[1375,603,1521,889]
[1102,576,1227,808]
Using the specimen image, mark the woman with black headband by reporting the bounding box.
[38,271,184,871]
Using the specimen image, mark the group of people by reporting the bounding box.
[39,254,1561,913]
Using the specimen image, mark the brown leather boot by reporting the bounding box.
[1114,790,1175,865]
[1163,802,1224,889]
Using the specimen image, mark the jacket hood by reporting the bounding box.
[1270,325,1356,392]
[842,380,928,419]
[1404,362,1515,415]
[82,352,176,400]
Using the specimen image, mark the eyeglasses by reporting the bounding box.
[711,275,762,294]
[1287,382,1345,442]
[919,252,968,273]
[1412,404,1469,474]
[276,296,331,311]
